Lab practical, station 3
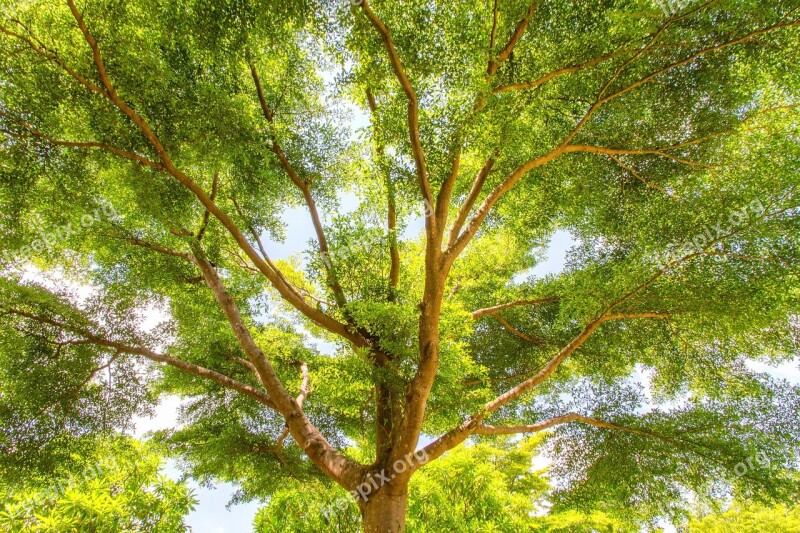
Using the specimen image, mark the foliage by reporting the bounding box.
[0,437,195,532]
[686,501,800,532]
[0,0,798,529]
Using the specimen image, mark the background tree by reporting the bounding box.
[1,0,799,531]
[0,437,195,532]
[686,501,800,532]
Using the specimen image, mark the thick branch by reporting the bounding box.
[487,1,541,75]
[396,1,548,450]
[189,250,362,488]
[58,4,366,485]
[565,144,713,169]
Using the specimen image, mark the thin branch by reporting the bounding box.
[228,356,260,380]
[447,156,496,248]
[598,21,800,106]
[2,307,276,408]
[196,171,219,241]
[483,312,669,413]
[249,59,349,309]
[359,0,433,217]
[475,412,726,468]
[471,297,561,319]
[414,312,669,467]
[474,413,670,442]
[604,199,795,313]
[367,89,400,301]
[0,111,161,168]
[447,19,798,262]
[473,412,726,465]
[230,196,306,303]
[442,2,541,241]
[30,352,121,423]
[116,235,193,261]
[462,370,532,387]
[597,16,678,101]
[0,22,107,97]
[474,413,582,435]
[483,313,546,346]
[607,154,670,194]
[492,49,630,94]
[446,147,566,261]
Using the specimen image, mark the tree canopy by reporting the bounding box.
[0,0,798,531]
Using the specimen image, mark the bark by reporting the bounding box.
[359,486,409,533]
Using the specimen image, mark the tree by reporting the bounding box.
[0,437,195,532]
[686,501,800,532]
[0,0,799,531]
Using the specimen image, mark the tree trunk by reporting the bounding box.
[360,489,408,533]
